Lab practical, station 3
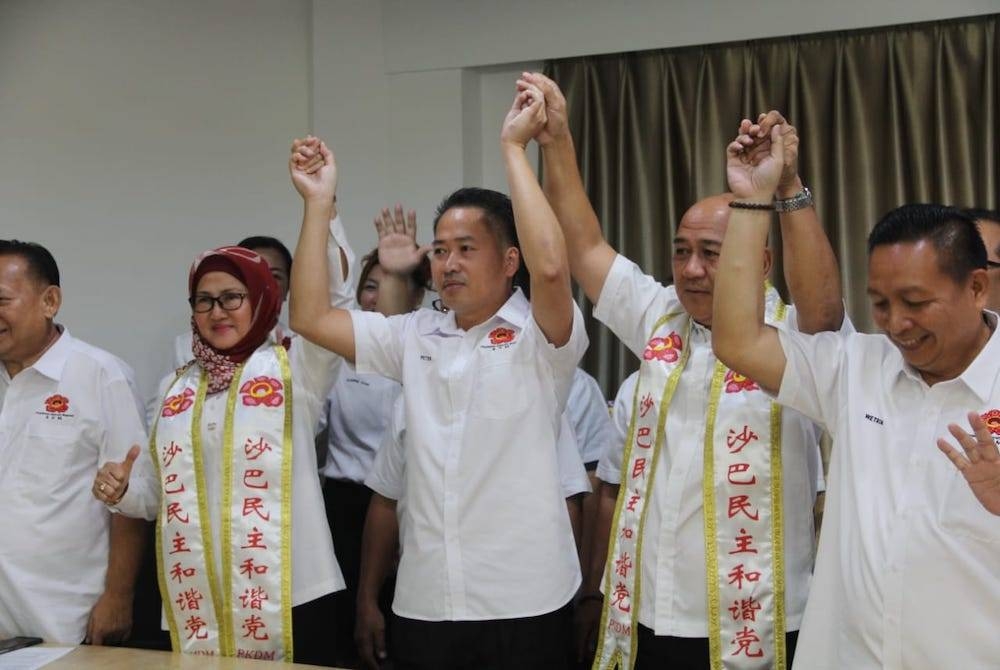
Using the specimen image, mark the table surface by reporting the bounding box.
[36,645,342,669]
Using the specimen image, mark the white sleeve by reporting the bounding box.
[103,361,159,521]
[365,398,405,500]
[353,311,412,383]
[557,415,592,497]
[775,329,852,432]
[596,371,639,485]
[564,369,614,466]
[527,304,589,411]
[290,215,359,412]
[593,254,680,358]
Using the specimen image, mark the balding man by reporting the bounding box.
[964,208,1000,312]
[0,240,153,644]
[524,72,843,669]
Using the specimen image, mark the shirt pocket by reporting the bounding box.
[939,469,1000,545]
[471,361,531,420]
[17,422,81,492]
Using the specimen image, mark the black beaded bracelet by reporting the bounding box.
[728,200,775,210]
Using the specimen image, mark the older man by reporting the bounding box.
[714,126,1000,669]
[0,240,153,644]
[964,208,1000,312]
[523,72,843,670]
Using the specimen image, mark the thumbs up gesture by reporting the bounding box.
[93,445,140,505]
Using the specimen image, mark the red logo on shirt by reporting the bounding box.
[162,388,195,418]
[643,332,683,363]
[44,394,69,414]
[724,370,760,394]
[240,376,284,408]
[982,409,1000,436]
[488,327,516,346]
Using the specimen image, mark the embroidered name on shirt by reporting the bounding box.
[864,413,884,426]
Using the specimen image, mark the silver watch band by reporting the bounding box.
[774,186,813,213]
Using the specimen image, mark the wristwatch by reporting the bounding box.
[774,187,813,213]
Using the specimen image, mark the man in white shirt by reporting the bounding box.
[965,208,1000,312]
[288,86,586,669]
[0,240,153,644]
[713,125,1000,669]
[522,73,843,669]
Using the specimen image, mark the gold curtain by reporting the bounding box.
[545,14,999,396]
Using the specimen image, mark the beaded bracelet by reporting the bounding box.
[728,200,775,210]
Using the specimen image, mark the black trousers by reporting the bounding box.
[292,591,341,666]
[635,625,799,670]
[390,601,573,670]
[323,478,395,668]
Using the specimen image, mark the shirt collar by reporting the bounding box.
[29,325,72,382]
[892,310,1000,401]
[957,310,1000,402]
[420,288,530,337]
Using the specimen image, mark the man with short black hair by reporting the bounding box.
[963,207,1000,312]
[713,126,1000,668]
[289,85,587,669]
[0,240,154,644]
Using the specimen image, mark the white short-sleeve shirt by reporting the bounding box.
[367,399,592,502]
[353,288,588,621]
[0,329,152,643]
[320,365,401,483]
[593,254,822,637]
[777,312,1000,670]
[565,368,614,466]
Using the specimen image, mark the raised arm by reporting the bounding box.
[745,111,844,333]
[500,83,574,346]
[521,72,616,304]
[288,136,357,362]
[712,124,788,393]
[373,204,431,316]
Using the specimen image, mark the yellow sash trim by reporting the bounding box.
[594,312,690,670]
[704,293,788,670]
[278,346,295,662]
[220,365,242,656]
[703,362,725,668]
[152,347,295,659]
[149,368,184,654]
[191,371,229,652]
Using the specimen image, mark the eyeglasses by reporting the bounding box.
[987,259,1000,270]
[189,292,248,313]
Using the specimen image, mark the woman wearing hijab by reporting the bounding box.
[92,138,356,665]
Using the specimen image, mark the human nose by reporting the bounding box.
[885,306,913,335]
[681,253,706,279]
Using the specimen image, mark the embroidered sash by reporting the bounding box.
[150,345,294,661]
[595,288,787,670]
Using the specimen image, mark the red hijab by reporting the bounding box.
[188,246,281,393]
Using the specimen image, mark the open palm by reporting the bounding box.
[375,205,430,275]
[938,411,1000,516]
